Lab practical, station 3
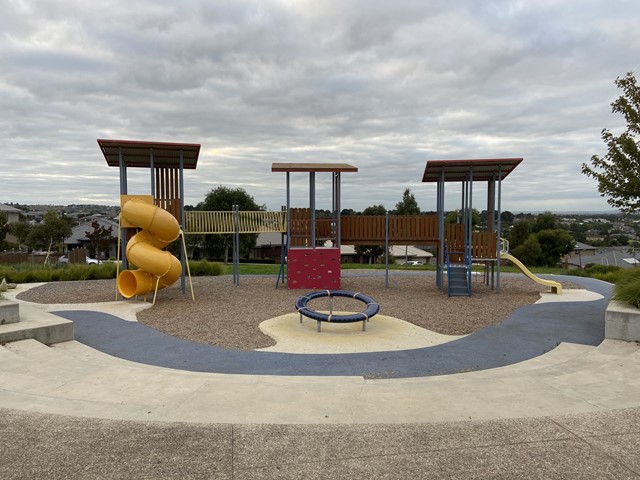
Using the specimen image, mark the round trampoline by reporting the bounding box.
[295,290,380,332]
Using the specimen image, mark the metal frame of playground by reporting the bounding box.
[100,138,530,298]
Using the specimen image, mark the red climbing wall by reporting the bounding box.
[287,247,340,290]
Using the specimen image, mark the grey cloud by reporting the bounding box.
[0,0,637,214]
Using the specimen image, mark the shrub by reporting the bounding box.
[0,262,119,283]
[0,260,220,283]
[188,260,223,276]
[568,264,624,283]
[613,268,640,307]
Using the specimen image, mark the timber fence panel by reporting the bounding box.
[184,211,286,235]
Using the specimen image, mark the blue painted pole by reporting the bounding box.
[385,210,389,288]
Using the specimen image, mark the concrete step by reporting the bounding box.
[2,339,106,379]
[0,304,73,345]
[463,343,599,380]
[532,340,640,380]
[51,340,147,369]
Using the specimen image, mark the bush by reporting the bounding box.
[613,268,640,307]
[0,259,221,284]
[568,264,624,283]
[0,262,119,283]
[188,260,223,276]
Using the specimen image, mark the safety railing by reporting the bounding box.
[184,210,286,234]
[500,237,510,254]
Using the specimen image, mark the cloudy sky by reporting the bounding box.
[1,0,638,214]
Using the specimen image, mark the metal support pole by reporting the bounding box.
[310,172,316,248]
[497,166,503,293]
[437,169,445,290]
[179,150,186,294]
[150,149,155,197]
[487,176,496,288]
[336,172,341,248]
[286,172,291,244]
[332,172,336,246]
[234,204,240,286]
[385,211,389,288]
[468,169,473,295]
[118,147,128,270]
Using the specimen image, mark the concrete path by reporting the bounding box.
[1,274,640,478]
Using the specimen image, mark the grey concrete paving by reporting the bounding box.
[2,407,640,479]
[1,274,640,477]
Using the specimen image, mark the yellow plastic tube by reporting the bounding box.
[117,199,182,298]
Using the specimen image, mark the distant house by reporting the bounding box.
[251,232,286,261]
[0,203,22,224]
[251,234,434,265]
[65,216,119,259]
[563,242,598,268]
[582,247,640,270]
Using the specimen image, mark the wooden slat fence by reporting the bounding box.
[341,215,439,245]
[289,208,334,247]
[184,210,286,235]
[183,206,499,259]
[155,166,181,223]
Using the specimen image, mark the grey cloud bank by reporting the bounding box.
[1,0,637,213]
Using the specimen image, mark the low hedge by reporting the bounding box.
[0,260,223,283]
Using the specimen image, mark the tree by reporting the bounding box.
[582,72,640,213]
[534,212,557,231]
[0,212,8,249]
[500,211,515,224]
[535,229,574,267]
[445,209,479,225]
[394,188,420,215]
[508,220,532,250]
[197,186,264,262]
[85,220,114,260]
[354,205,387,263]
[508,214,574,266]
[512,234,542,266]
[26,211,74,252]
[8,219,32,251]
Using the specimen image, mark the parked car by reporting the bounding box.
[58,255,99,265]
[401,261,423,266]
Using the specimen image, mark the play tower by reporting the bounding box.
[99,139,201,298]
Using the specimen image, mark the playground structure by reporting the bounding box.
[272,158,561,296]
[100,139,561,299]
[99,139,199,301]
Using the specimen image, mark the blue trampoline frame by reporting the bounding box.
[295,290,380,332]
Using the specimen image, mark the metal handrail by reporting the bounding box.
[500,237,510,254]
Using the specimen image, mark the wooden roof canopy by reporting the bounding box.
[271,163,358,173]
[98,139,201,169]
[422,158,523,182]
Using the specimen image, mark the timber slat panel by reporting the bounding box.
[183,208,499,258]
[184,211,286,234]
[341,215,439,245]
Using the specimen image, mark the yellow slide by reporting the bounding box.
[117,198,182,298]
[500,253,562,294]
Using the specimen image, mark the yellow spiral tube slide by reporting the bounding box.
[117,199,182,298]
